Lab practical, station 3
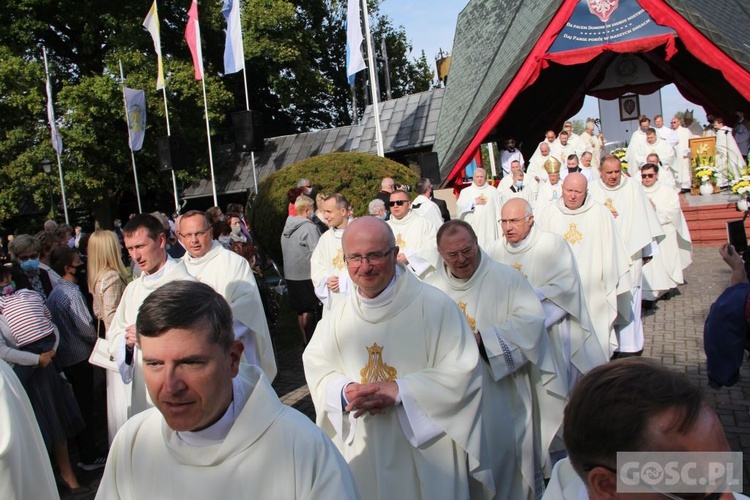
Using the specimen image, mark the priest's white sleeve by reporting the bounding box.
[114,334,134,384]
[324,376,357,445]
[395,379,443,447]
[233,320,260,367]
[480,326,529,381]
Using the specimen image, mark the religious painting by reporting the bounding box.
[618,94,640,121]
[689,136,716,170]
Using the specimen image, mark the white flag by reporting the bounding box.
[142,1,165,90]
[46,76,63,155]
[346,0,366,86]
[222,0,245,74]
[123,87,147,151]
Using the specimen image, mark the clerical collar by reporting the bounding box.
[508,225,536,251]
[642,183,660,194]
[185,241,219,263]
[176,377,243,446]
[357,265,402,310]
[143,257,175,282]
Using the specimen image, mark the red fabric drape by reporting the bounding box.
[447,0,750,185]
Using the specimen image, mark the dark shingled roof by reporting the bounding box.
[183,88,444,199]
[434,0,750,184]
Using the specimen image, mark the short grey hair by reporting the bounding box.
[368,199,386,215]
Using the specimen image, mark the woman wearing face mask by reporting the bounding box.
[227,213,248,244]
[9,234,55,299]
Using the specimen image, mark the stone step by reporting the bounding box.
[681,198,748,246]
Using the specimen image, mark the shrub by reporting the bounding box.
[249,152,418,266]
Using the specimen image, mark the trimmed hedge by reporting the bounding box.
[250,152,418,266]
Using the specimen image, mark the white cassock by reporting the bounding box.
[579,130,603,168]
[589,176,664,353]
[715,126,744,184]
[553,140,578,164]
[624,129,648,167]
[387,210,439,279]
[411,194,444,228]
[457,182,503,248]
[310,227,352,314]
[0,358,58,499]
[537,197,633,357]
[486,227,607,395]
[500,184,536,209]
[500,149,525,176]
[535,181,563,216]
[657,125,677,145]
[527,152,552,184]
[303,266,494,500]
[631,136,678,190]
[673,125,695,187]
[426,252,560,500]
[109,258,193,418]
[97,366,361,500]
[183,241,277,381]
[642,183,693,301]
[540,458,587,500]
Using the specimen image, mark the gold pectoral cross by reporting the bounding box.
[512,262,528,279]
[564,223,583,245]
[395,233,406,249]
[604,198,617,216]
[457,301,477,332]
[360,343,397,383]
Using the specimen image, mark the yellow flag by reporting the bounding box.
[142,1,164,90]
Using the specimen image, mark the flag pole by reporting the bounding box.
[119,60,143,213]
[161,83,180,214]
[42,46,70,224]
[360,0,384,157]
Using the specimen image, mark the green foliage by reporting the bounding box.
[570,119,585,135]
[250,152,417,264]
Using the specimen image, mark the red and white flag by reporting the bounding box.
[184,0,204,80]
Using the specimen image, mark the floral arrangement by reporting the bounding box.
[611,147,628,173]
[731,173,750,196]
[693,165,719,184]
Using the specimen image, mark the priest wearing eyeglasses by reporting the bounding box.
[303,217,494,500]
[385,189,439,279]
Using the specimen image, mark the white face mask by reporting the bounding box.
[231,224,241,235]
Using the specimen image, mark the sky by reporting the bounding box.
[378,0,708,126]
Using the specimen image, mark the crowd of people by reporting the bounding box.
[1,112,745,500]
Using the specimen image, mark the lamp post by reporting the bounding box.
[40,158,55,219]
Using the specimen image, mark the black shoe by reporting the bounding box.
[77,456,107,471]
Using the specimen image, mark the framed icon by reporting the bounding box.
[618,94,640,121]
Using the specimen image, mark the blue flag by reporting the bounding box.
[123,87,146,151]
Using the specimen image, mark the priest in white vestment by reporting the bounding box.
[179,211,276,381]
[623,116,651,168]
[303,217,494,500]
[579,120,603,169]
[562,121,585,158]
[0,358,59,499]
[589,156,664,356]
[386,189,439,279]
[631,128,677,189]
[537,174,633,358]
[713,117,745,184]
[499,170,536,208]
[553,132,578,164]
[671,116,696,190]
[98,281,361,500]
[310,194,353,314]
[427,220,560,500]
[527,142,553,185]
[683,110,704,137]
[497,160,525,193]
[579,152,599,181]
[411,178,444,229]
[109,214,193,420]
[640,164,692,301]
[654,114,677,145]
[456,168,503,248]
[535,157,564,216]
[500,138,525,176]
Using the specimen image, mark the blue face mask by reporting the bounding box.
[20,259,40,272]
[514,180,524,188]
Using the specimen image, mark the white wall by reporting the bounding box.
[598,90,663,150]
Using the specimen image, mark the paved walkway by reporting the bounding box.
[273,246,750,492]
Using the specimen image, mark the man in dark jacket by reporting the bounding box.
[280,195,322,344]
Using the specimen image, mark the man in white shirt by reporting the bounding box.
[500,138,525,177]
[387,189,439,279]
[310,193,352,314]
[98,281,360,500]
[411,178,444,228]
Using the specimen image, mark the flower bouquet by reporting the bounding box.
[692,165,719,195]
[730,172,750,211]
[611,147,628,173]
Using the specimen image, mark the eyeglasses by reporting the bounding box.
[388,200,409,207]
[499,215,532,225]
[442,246,476,261]
[17,253,39,261]
[181,229,210,239]
[642,173,655,179]
[344,247,395,267]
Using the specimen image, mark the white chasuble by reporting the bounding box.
[108,258,193,418]
[642,183,693,300]
[456,183,503,248]
[304,267,494,500]
[386,210,439,278]
[427,252,560,500]
[310,227,352,313]
[184,241,277,381]
[537,198,633,358]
